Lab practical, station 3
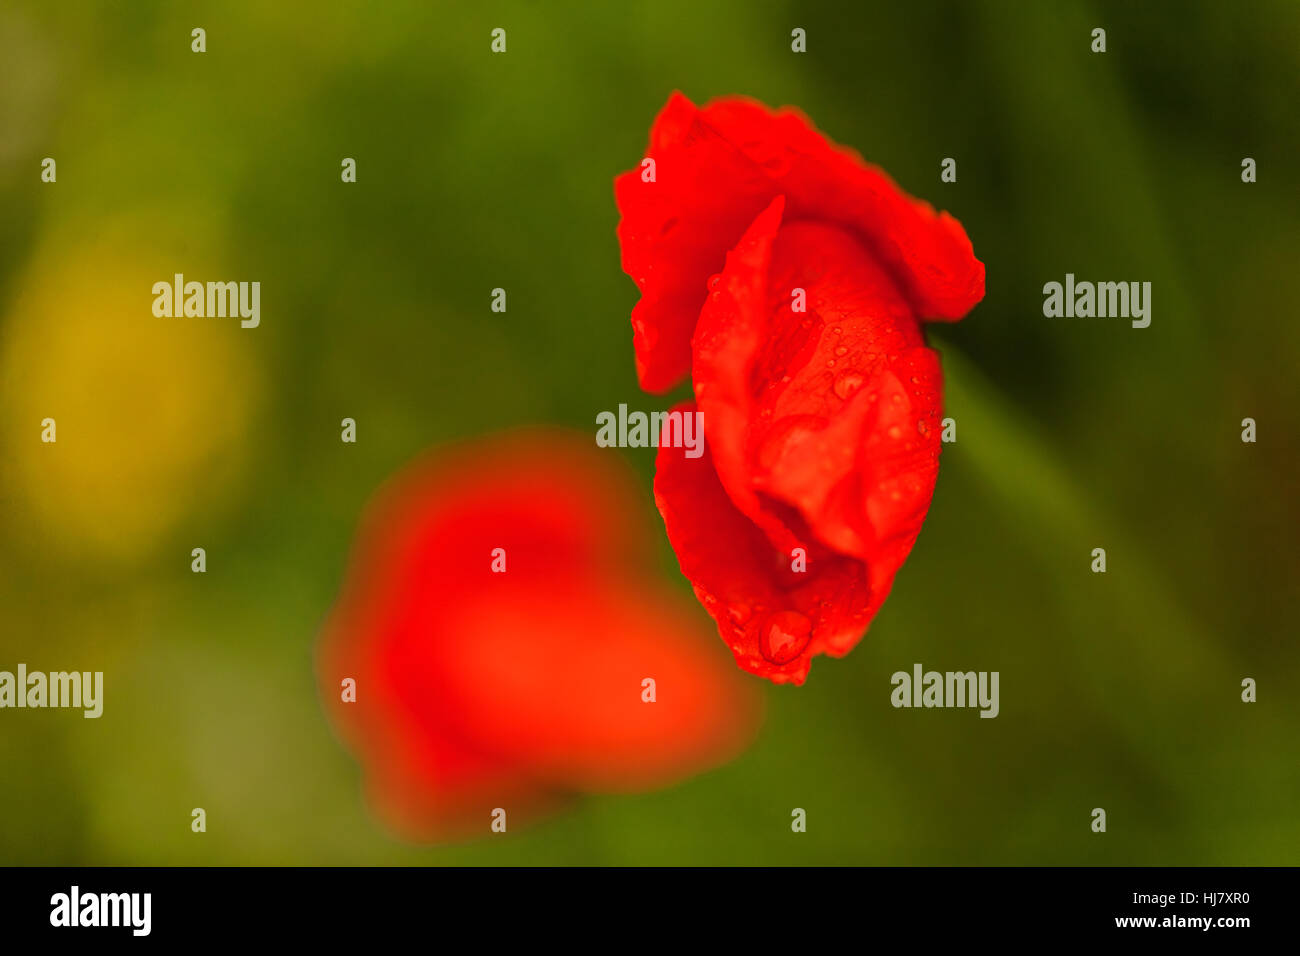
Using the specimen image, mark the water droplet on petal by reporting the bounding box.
[760,611,812,664]
[707,274,722,290]
[834,346,848,356]
[833,371,865,400]
[729,603,753,625]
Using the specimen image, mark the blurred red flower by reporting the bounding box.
[317,431,759,842]
[616,93,985,684]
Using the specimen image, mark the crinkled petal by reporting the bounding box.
[748,222,943,561]
[698,96,985,321]
[654,404,884,685]
[690,195,802,552]
[615,93,779,392]
[616,93,984,394]
[695,214,945,567]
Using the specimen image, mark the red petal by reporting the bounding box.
[616,94,983,393]
[695,212,944,565]
[318,584,564,842]
[654,404,883,685]
[689,195,802,552]
[615,93,780,393]
[317,431,758,839]
[748,223,943,561]
[433,579,758,791]
[698,96,985,321]
[343,431,653,595]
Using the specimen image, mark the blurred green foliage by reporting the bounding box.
[0,0,1296,864]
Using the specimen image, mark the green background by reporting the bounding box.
[0,0,1296,864]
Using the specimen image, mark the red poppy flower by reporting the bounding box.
[316,431,759,842]
[616,93,984,685]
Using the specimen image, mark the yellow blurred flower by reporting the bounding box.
[0,221,262,564]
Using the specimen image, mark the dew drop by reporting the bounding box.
[707,274,722,290]
[833,371,865,400]
[760,611,812,664]
[834,346,849,356]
